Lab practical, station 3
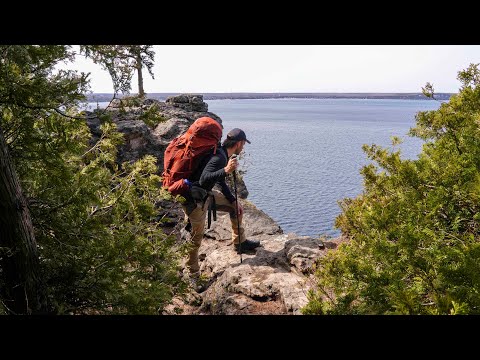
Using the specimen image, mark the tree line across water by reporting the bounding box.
[87,92,454,102]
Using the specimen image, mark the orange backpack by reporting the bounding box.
[162,117,223,196]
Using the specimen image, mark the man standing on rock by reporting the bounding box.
[181,128,261,287]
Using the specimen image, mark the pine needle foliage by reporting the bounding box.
[303,65,480,315]
[1,45,187,314]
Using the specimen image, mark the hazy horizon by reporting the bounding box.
[61,45,480,93]
[86,91,453,102]
[88,91,455,94]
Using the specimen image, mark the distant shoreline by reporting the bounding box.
[87,92,454,102]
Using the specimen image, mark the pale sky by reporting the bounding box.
[67,45,480,93]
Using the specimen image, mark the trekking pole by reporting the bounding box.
[231,155,242,263]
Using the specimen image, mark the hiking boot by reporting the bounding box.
[188,272,208,293]
[234,239,260,253]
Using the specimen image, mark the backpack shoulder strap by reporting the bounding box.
[216,146,228,161]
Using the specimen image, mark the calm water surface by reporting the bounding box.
[87,98,442,237]
[206,98,441,237]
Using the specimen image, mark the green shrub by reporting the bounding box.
[139,104,168,128]
[304,65,480,315]
[1,46,187,314]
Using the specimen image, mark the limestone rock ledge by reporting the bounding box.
[163,200,348,315]
[85,94,348,315]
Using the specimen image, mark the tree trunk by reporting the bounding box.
[136,53,144,98]
[0,127,48,314]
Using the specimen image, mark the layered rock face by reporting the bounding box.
[86,94,221,167]
[86,94,346,314]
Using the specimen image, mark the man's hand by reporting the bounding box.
[232,200,243,216]
[224,157,238,174]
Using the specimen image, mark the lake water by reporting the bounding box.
[87,98,442,238]
[206,98,442,237]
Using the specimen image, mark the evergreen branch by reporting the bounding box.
[2,97,117,122]
[1,45,12,58]
[53,108,92,120]
[46,193,80,215]
[88,204,115,218]
[55,94,120,120]
[81,132,108,158]
[0,298,16,315]
[88,174,134,218]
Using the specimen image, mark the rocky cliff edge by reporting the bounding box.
[86,94,347,315]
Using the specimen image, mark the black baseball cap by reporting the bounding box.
[226,128,251,144]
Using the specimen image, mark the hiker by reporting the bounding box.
[181,128,260,278]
